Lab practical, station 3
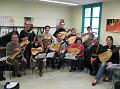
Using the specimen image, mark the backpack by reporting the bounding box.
[114,81,120,89]
[4,81,20,89]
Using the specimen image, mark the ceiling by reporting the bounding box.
[15,0,111,6]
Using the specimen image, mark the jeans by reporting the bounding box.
[96,62,114,81]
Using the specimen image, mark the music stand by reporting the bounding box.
[46,52,55,58]
[35,53,46,59]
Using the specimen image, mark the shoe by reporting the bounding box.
[89,71,93,75]
[35,67,38,71]
[103,79,111,82]
[92,80,98,86]
[39,72,43,77]
[0,76,6,81]
[57,66,61,70]
[17,74,22,77]
[12,72,16,77]
[52,66,56,69]
[69,69,73,72]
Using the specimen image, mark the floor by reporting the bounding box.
[0,68,112,89]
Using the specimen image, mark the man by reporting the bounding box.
[6,33,25,77]
[92,36,119,86]
[53,22,66,38]
[89,37,104,76]
[20,21,36,67]
[48,33,67,69]
[83,26,95,72]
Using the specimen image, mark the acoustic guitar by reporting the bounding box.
[8,40,30,60]
[82,32,97,43]
[59,31,67,39]
[0,47,6,50]
[52,43,61,51]
[99,46,120,62]
[31,47,43,55]
[8,51,21,59]
[67,47,80,55]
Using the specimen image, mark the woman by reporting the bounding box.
[67,37,84,72]
[92,36,119,86]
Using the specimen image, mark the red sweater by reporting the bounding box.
[68,43,84,56]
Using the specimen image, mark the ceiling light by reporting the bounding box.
[39,0,78,6]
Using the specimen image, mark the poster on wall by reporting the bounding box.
[0,16,15,37]
[106,19,120,32]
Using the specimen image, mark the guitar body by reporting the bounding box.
[67,48,80,55]
[31,47,43,55]
[82,34,90,43]
[59,31,67,39]
[8,51,21,59]
[52,43,61,50]
[99,50,112,62]
[67,36,76,45]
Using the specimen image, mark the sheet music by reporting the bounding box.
[65,53,77,60]
[0,56,7,61]
[46,52,55,58]
[35,53,46,59]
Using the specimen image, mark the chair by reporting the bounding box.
[30,53,47,74]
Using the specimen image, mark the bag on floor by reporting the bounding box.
[4,81,20,89]
[114,81,120,89]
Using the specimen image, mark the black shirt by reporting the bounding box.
[103,45,119,64]
[53,28,66,38]
[20,30,35,42]
[90,44,104,56]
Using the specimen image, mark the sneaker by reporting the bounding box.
[35,67,38,71]
[92,80,98,86]
[17,74,22,77]
[0,76,6,81]
[12,72,16,77]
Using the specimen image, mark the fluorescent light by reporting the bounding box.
[39,0,78,6]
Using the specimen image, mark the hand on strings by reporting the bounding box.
[15,48,21,52]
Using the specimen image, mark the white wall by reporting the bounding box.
[71,6,82,33]
[100,0,120,45]
[0,0,72,28]
[72,0,120,45]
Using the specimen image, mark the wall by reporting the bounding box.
[71,6,82,33]
[0,0,72,28]
[72,0,120,45]
[100,0,120,45]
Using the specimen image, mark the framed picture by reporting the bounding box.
[106,19,120,32]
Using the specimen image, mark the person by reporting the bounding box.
[0,61,6,81]
[53,22,66,38]
[41,25,54,52]
[92,36,119,86]
[83,26,95,73]
[89,37,104,76]
[6,33,26,77]
[0,47,6,81]
[20,21,36,68]
[67,28,80,45]
[48,33,67,69]
[67,37,84,72]
[31,35,44,76]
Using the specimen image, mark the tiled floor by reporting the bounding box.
[0,68,112,89]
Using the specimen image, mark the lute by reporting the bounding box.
[99,46,120,62]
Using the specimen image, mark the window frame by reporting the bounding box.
[82,3,102,40]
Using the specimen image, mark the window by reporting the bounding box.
[82,3,102,39]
